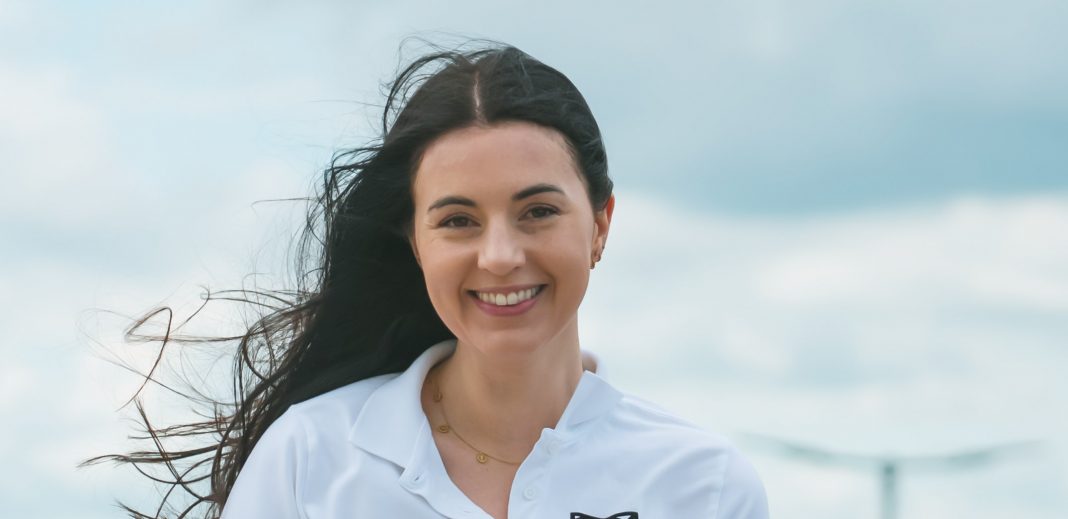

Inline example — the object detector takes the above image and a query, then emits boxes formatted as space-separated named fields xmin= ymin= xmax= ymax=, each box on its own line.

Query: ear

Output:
xmin=593 ymin=194 xmax=615 ymax=251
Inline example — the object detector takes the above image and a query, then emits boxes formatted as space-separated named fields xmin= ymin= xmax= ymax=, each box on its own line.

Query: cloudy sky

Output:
xmin=2 ymin=1 xmax=1066 ymax=517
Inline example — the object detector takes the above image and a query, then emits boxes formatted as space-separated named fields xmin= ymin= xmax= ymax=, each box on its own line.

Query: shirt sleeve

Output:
xmin=716 ymin=447 xmax=770 ymax=519
xmin=220 ymin=409 xmax=308 ymax=519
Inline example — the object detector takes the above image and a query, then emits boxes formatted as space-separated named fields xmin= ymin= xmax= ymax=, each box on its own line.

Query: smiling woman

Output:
xmin=411 ymin=122 xmax=611 ymax=362
xmin=90 ymin=41 xmax=767 ymax=519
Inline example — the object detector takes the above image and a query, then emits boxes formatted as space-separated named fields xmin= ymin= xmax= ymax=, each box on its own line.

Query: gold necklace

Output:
xmin=431 ymin=375 xmax=522 ymax=466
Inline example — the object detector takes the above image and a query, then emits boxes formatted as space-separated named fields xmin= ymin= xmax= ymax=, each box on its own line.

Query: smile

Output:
xmin=467 ymin=285 xmax=546 ymax=316
xmin=471 ymin=285 xmax=545 ymax=306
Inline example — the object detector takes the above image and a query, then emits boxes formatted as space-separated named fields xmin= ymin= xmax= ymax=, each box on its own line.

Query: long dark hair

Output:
xmin=87 ymin=40 xmax=613 ymax=517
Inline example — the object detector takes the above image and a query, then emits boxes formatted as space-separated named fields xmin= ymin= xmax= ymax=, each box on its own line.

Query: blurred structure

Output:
xmin=747 ymin=434 xmax=1039 ymax=519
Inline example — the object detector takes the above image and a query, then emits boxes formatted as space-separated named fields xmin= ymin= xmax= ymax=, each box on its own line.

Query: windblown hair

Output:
xmin=87 ymin=40 xmax=612 ymax=517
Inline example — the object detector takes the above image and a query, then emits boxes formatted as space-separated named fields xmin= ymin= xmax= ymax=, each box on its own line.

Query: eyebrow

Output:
xmin=426 ymin=183 xmax=565 ymax=213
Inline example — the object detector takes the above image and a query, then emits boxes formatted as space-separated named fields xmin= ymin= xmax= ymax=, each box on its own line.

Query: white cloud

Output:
xmin=0 ymin=65 xmax=118 ymax=223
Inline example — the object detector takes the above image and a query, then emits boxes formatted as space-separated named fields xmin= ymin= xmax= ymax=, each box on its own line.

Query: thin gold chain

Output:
xmin=431 ymin=375 xmax=522 ymax=466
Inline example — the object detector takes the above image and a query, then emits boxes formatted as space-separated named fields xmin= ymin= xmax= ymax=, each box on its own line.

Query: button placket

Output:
xmin=509 ymin=450 xmax=546 ymax=517
xmin=405 ymin=425 xmax=496 ymax=519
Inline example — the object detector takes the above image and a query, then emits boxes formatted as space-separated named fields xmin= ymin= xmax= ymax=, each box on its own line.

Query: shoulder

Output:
xmin=223 ymin=374 xmax=401 ymax=517
xmin=715 ymin=443 xmax=769 ymax=519
xmin=606 ymin=393 xmax=769 ymax=518
xmin=283 ymin=373 xmax=398 ymax=433
xmin=240 ymin=372 xmax=400 ymax=463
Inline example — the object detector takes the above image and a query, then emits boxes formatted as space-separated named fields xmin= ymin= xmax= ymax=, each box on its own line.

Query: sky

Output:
xmin=2 ymin=0 xmax=1067 ymax=517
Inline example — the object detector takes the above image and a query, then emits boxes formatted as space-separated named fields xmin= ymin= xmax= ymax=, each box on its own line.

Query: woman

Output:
xmin=99 ymin=42 xmax=768 ymax=518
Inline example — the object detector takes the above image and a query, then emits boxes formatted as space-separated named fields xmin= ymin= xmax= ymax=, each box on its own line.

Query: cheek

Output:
xmin=418 ymin=244 xmax=468 ymax=308
xmin=543 ymin=229 xmax=594 ymax=300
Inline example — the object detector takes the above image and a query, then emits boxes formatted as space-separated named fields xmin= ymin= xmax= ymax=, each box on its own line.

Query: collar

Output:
xmin=347 ymin=338 xmax=623 ymax=468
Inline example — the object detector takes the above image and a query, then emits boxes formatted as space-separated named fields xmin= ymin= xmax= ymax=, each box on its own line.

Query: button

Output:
xmin=523 ymin=486 xmax=538 ymax=500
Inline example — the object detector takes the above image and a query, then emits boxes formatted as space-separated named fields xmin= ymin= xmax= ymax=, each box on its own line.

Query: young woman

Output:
xmin=101 ymin=42 xmax=768 ymax=519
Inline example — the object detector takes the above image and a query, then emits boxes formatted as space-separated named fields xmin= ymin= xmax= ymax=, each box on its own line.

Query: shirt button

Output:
xmin=409 ymin=473 xmax=425 ymax=486
xmin=523 ymin=486 xmax=538 ymax=500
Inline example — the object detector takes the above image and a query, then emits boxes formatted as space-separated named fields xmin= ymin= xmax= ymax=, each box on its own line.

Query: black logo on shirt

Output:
xmin=570 ymin=513 xmax=638 ymax=519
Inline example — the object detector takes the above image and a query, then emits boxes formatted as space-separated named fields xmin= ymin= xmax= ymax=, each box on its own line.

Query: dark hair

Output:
xmin=86 ymin=40 xmax=612 ymax=517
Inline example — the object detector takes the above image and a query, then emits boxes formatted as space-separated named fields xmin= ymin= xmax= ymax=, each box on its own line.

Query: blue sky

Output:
xmin=2 ymin=1 xmax=1067 ymax=517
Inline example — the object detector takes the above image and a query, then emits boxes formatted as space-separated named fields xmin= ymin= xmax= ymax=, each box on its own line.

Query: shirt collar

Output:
xmin=348 ymin=339 xmax=622 ymax=468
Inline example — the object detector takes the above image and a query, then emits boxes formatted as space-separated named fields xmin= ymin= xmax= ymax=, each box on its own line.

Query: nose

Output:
xmin=477 ymin=221 xmax=525 ymax=276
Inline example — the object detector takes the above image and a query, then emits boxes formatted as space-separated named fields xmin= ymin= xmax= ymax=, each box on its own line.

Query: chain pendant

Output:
xmin=430 ymin=374 xmax=521 ymax=466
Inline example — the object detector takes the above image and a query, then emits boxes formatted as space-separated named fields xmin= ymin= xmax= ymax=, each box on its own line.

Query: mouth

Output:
xmin=467 ymin=284 xmax=546 ymax=308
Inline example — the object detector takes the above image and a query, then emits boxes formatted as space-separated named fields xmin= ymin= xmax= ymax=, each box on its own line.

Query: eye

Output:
xmin=440 ymin=215 xmax=474 ymax=228
xmin=524 ymin=205 xmax=560 ymax=220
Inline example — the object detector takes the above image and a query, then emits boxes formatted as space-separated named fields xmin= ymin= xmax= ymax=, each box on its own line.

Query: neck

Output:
xmin=431 ymin=325 xmax=585 ymax=458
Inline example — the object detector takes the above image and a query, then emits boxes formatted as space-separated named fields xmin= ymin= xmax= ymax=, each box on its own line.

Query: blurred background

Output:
xmin=2 ymin=1 xmax=1066 ymax=517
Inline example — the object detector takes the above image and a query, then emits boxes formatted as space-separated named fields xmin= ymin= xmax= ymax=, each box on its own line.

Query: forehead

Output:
xmin=413 ymin=121 xmax=584 ymax=201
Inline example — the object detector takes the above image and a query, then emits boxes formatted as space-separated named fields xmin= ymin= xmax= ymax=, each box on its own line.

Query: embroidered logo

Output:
xmin=570 ymin=513 xmax=638 ymax=519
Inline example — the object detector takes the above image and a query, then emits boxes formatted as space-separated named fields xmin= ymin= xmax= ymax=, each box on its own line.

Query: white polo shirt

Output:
xmin=222 ymin=339 xmax=769 ymax=518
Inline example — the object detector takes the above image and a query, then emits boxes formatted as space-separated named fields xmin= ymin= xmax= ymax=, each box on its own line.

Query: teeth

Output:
xmin=476 ymin=286 xmax=541 ymax=306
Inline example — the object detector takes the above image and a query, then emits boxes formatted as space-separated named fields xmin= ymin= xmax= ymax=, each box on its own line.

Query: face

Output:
xmin=409 ymin=121 xmax=613 ymax=360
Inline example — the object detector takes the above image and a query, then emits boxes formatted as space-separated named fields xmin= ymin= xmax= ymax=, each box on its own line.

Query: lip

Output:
xmin=468 ymin=284 xmax=546 ymax=317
